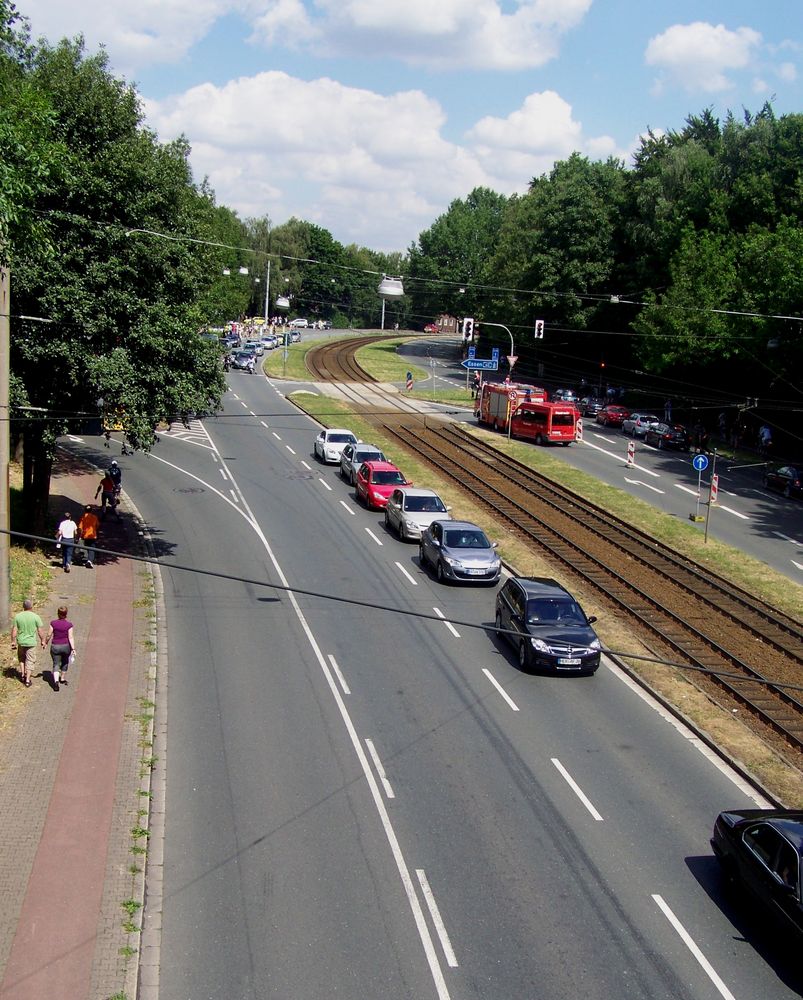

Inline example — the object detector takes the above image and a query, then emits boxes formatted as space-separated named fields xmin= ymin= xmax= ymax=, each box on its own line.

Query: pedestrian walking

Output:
xmin=664 ymin=398 xmax=673 ymax=422
xmin=10 ymin=598 xmax=46 ymax=687
xmin=45 ymin=606 xmax=76 ymax=691
xmin=56 ymin=511 xmax=78 ymax=572
xmin=77 ymin=503 xmax=100 ymax=568
xmin=472 ymin=372 xmax=481 ymax=398
xmin=95 ymin=471 xmax=119 ymax=519
xmin=758 ymin=423 xmax=772 ymax=457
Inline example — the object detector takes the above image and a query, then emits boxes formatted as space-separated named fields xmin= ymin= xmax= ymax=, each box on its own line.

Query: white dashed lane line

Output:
xmin=327 ymin=654 xmax=350 ymax=695
xmin=260 ymin=420 xmax=269 ymax=428
xmin=433 ymin=607 xmax=460 ymax=638
xmin=481 ymin=669 xmax=519 ymax=711
xmin=286 ymin=445 xmax=296 ymax=455
xmin=652 ymin=895 xmax=736 ymax=1000
xmin=301 ymin=461 xmax=312 ymax=471
xmin=551 ymin=758 xmax=604 ymax=822
xmin=365 ymin=527 xmax=383 ymax=546
xmin=416 ymin=870 xmax=458 ymax=969
xmin=339 ymin=500 xmax=356 ymax=516
xmin=717 ymin=504 xmax=749 ymax=520
xmin=229 ymin=490 xmax=238 ymax=503
xmin=272 ymin=432 xmax=281 ymax=441
xmin=319 ymin=478 xmax=333 ymax=492
xmin=624 ymin=477 xmax=664 ymax=494
xmin=395 ymin=562 xmax=418 ymax=586
xmin=240 ymin=401 xmax=248 ymax=409
xmin=219 ymin=469 xmax=228 ymax=481
xmin=674 ymin=483 xmax=699 ymax=497
xmin=365 ymin=739 xmax=395 ymax=799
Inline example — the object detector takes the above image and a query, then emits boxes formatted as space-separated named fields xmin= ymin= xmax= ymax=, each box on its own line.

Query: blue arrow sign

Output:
xmin=491 ymin=347 xmax=500 ymax=361
xmin=461 ymin=359 xmax=500 ymax=370
xmin=468 ymin=346 xmax=476 ymax=359
xmin=692 ymin=454 xmax=709 ymax=472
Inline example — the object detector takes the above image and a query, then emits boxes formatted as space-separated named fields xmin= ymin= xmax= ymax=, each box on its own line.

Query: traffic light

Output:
xmin=462 ymin=317 xmax=475 ymax=342
xmin=534 ymin=319 xmax=544 ymax=339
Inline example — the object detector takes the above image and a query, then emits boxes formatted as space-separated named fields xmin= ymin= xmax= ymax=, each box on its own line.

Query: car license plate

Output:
xmin=466 ymin=568 xmax=485 ymax=576
xmin=558 ymin=657 xmax=581 ymax=665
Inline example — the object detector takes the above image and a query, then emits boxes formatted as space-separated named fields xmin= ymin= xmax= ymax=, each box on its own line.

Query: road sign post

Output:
xmin=690 ymin=452 xmax=709 ymax=522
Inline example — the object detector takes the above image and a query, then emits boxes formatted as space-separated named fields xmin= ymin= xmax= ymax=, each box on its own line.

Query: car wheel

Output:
xmin=535 ymin=434 xmax=545 ymax=446
xmin=436 ymin=561 xmax=446 ymax=583
xmin=518 ymin=641 xmax=530 ymax=672
xmin=419 ymin=545 xmax=427 ymax=568
xmin=494 ymin=610 xmax=503 ymax=638
xmin=384 ymin=510 xmax=390 ymax=529
xmin=658 ymin=438 xmax=664 ymax=450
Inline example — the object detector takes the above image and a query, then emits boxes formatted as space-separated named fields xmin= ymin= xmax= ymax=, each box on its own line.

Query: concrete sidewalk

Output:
xmin=0 ymin=450 xmax=158 ymax=999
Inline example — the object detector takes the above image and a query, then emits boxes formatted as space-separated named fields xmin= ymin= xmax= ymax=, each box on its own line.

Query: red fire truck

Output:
xmin=510 ymin=400 xmax=579 ymax=445
xmin=475 ymin=381 xmax=547 ymax=432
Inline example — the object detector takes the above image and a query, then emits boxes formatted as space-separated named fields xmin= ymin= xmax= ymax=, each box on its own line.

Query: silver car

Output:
xmin=621 ymin=412 xmax=660 ymax=437
xmin=419 ymin=520 xmax=501 ymax=584
xmin=384 ymin=488 xmax=451 ymax=541
xmin=339 ymin=443 xmax=386 ymax=484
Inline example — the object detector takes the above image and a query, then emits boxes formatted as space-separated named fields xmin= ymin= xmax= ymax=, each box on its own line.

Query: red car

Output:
xmin=355 ymin=461 xmax=412 ymax=509
xmin=596 ymin=404 xmax=630 ymax=428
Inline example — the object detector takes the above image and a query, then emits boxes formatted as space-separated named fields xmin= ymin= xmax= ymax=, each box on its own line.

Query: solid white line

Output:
xmin=481 ymin=669 xmax=519 ymax=711
xmin=301 ymin=460 xmax=312 ymax=471
xmin=219 ymin=468 xmax=228 ymax=480
xmin=146 ymin=453 xmax=253 ymax=525
xmin=319 ymin=478 xmax=332 ymax=492
xmin=652 ymin=895 xmax=736 ymax=1000
xmin=792 ymin=560 xmax=803 ymax=572
xmin=339 ymin=500 xmax=356 ymax=516
xmin=365 ymin=739 xmax=395 ymax=798
xmin=433 ymin=607 xmax=460 ymax=638
xmin=395 ymin=562 xmax=418 ymax=585
xmin=551 ymin=758 xmax=604 ymax=821
xmin=176 ymin=422 xmax=452 ymax=998
xmin=416 ymin=870 xmax=458 ymax=968
xmin=674 ymin=483 xmax=699 ymax=497
xmin=365 ymin=527 xmax=384 ymax=546
xmin=286 ymin=445 xmax=296 ymax=455
xmin=272 ymin=431 xmax=281 ymax=440
xmin=580 ymin=438 xmax=661 ymax=477
xmin=718 ymin=505 xmax=749 ymax=520
xmin=327 ymin=654 xmax=350 ymax=695
xmin=260 ymin=420 xmax=268 ymax=428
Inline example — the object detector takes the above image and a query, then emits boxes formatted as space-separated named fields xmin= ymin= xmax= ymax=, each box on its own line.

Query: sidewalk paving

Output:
xmin=0 ymin=450 xmax=157 ymax=1000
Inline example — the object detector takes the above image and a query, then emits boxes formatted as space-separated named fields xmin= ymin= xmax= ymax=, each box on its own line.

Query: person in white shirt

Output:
xmin=56 ymin=512 xmax=78 ymax=573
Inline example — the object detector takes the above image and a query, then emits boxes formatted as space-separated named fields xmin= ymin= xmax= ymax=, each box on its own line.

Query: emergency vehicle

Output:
xmin=510 ymin=400 xmax=579 ymax=445
xmin=475 ymin=381 xmax=547 ymax=433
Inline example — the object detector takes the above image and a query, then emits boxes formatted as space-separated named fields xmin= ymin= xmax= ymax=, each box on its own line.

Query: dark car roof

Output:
xmin=508 ymin=576 xmax=573 ymax=600
xmin=725 ymin=809 xmax=803 ymax=850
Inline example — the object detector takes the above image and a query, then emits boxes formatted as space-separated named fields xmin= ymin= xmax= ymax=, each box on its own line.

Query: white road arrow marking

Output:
xmin=624 ymin=477 xmax=665 ymax=494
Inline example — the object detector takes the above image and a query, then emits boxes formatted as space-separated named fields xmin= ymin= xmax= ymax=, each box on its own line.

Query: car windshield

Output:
xmin=405 ymin=496 xmax=446 ymax=513
xmin=445 ymin=529 xmax=489 ymax=549
xmin=372 ymin=470 xmax=407 ymax=485
xmin=526 ymin=599 xmax=586 ymax=626
xmin=329 ymin=433 xmax=356 ymax=444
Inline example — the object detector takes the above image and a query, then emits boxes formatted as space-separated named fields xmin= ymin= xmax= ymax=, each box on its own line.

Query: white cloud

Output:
xmin=645 ymin=21 xmax=762 ymax=93
xmin=777 ymin=61 xmax=797 ymax=82
xmin=23 ymin=0 xmax=591 ymax=73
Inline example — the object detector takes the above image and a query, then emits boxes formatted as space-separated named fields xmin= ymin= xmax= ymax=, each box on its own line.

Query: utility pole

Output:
xmin=0 ymin=266 xmax=10 ymax=624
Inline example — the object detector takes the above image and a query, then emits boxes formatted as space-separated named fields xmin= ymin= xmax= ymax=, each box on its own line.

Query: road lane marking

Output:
xmin=395 ymin=562 xmax=418 ymax=585
xmin=365 ymin=739 xmax=395 ymax=798
xmin=211 ymin=452 xmax=218 ymax=463
xmin=774 ymin=530 xmax=802 ymax=545
xmin=339 ymin=500 xmax=356 ymax=516
xmin=249 ymin=409 xmax=256 ymax=416
xmin=272 ymin=431 xmax=281 ymax=440
xmin=285 ymin=445 xmax=296 ymax=455
xmin=433 ymin=607 xmax=460 ymax=638
xmin=229 ymin=490 xmax=238 ymax=503
xmin=793 ymin=560 xmax=803 ymax=572
xmin=481 ymin=669 xmax=519 ymax=711
xmin=327 ymin=654 xmax=350 ymax=695
xmin=580 ymin=438 xmax=661 ymax=477
xmin=674 ymin=483 xmax=699 ymax=497
xmin=718 ymin=504 xmax=748 ymax=520
xmin=319 ymin=478 xmax=332 ymax=491
xmin=219 ymin=469 xmax=228 ymax=480
xmin=147 ymin=453 xmax=254 ymax=524
xmin=67 ymin=435 xmax=84 ymax=442
xmin=260 ymin=420 xmax=268 ymax=428
xmin=416 ymin=870 xmax=458 ymax=968
xmin=652 ymin=895 xmax=736 ymax=1000
xmin=240 ymin=401 xmax=248 ymax=408
xmin=365 ymin=527 xmax=383 ymax=546
xmin=232 ymin=393 xmax=239 ymax=400
xmin=301 ymin=460 xmax=312 ymax=471
xmin=624 ymin=477 xmax=665 ymax=494
xmin=551 ymin=758 xmax=604 ymax=821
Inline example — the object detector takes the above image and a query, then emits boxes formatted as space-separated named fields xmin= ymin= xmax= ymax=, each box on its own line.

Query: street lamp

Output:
xmin=378 ymin=275 xmax=404 ymax=331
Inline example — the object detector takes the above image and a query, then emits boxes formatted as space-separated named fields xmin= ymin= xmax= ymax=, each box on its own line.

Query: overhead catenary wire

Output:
xmin=4 ymin=526 xmax=803 ymax=697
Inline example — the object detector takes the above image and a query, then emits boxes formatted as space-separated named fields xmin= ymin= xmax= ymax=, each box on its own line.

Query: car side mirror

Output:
xmin=587 ymin=615 xmax=597 ymax=625
xmin=492 ymin=541 xmax=499 ymax=549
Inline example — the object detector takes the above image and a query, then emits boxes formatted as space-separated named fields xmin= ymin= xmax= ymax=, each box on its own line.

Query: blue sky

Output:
xmin=20 ymin=1 xmax=803 ymax=252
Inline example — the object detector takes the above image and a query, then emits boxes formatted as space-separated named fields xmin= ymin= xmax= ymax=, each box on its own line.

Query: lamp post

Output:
xmin=378 ymin=275 xmax=404 ymax=331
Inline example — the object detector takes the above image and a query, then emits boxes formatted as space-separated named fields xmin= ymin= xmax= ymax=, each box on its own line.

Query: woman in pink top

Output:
xmin=46 ymin=606 xmax=75 ymax=692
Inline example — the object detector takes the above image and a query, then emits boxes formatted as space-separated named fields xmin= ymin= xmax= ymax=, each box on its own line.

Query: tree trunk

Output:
xmin=21 ymin=427 xmax=55 ymax=537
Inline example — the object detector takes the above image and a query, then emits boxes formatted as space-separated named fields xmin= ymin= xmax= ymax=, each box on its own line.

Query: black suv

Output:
xmin=495 ymin=577 xmax=601 ymax=674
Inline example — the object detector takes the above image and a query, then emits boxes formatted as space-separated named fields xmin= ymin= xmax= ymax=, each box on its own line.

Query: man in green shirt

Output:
xmin=10 ymin=598 xmax=46 ymax=688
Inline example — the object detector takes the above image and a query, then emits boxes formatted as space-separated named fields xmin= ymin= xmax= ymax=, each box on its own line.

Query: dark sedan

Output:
xmin=711 ymin=809 xmax=803 ymax=938
xmin=644 ymin=422 xmax=691 ymax=450
xmin=764 ymin=465 xmax=803 ymax=499
xmin=495 ymin=576 xmax=601 ymax=674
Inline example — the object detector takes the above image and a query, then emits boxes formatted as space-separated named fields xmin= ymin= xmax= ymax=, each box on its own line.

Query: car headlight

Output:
xmin=442 ymin=555 xmax=461 ymax=568
xmin=588 ymin=639 xmax=601 ymax=651
xmin=530 ymin=638 xmax=551 ymax=653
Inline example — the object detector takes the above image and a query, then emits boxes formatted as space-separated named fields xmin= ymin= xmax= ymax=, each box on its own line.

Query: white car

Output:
xmin=289 ymin=318 xmax=308 ymax=328
xmin=244 ymin=339 xmax=264 ymax=356
xmin=314 ymin=428 xmax=358 ymax=463
xmin=384 ymin=488 xmax=452 ymax=541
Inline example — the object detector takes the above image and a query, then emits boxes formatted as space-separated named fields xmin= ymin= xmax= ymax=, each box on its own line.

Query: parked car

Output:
xmin=289 ymin=318 xmax=308 ymax=328
xmin=644 ymin=422 xmax=691 ymax=451
xmin=419 ymin=520 xmax=501 ymax=585
xmin=552 ymin=388 xmax=578 ymax=403
xmin=621 ymin=412 xmax=660 ymax=437
xmin=290 ymin=329 xmax=302 ymax=343
xmin=495 ymin=577 xmax=601 ymax=674
xmin=355 ymin=461 xmax=411 ymax=509
xmin=339 ymin=443 xmax=387 ymax=485
xmin=763 ymin=465 xmax=803 ymax=499
xmin=711 ymin=808 xmax=803 ymax=938
xmin=384 ymin=488 xmax=451 ymax=541
xmin=596 ymin=404 xmax=630 ymax=428
xmin=244 ymin=338 xmax=264 ymax=356
xmin=579 ymin=397 xmax=604 ymax=417
xmin=261 ymin=333 xmax=277 ymax=350
xmin=313 ymin=428 xmax=358 ymax=463
xmin=231 ymin=351 xmax=256 ymax=373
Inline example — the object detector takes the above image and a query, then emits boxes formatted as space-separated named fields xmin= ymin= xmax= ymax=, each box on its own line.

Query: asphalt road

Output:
xmin=406 ymin=341 xmax=803 ymax=582
xmin=69 ymin=369 xmax=801 ymax=999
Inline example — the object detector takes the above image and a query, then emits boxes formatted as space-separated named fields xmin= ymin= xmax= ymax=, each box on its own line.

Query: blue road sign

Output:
xmin=692 ymin=454 xmax=709 ymax=472
xmin=491 ymin=347 xmax=500 ymax=361
xmin=461 ymin=359 xmax=500 ymax=371
xmin=468 ymin=346 xmax=476 ymax=359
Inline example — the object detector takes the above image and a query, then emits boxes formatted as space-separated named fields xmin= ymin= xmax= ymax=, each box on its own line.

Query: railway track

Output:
xmin=305 ymin=338 xmax=803 ymax=758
